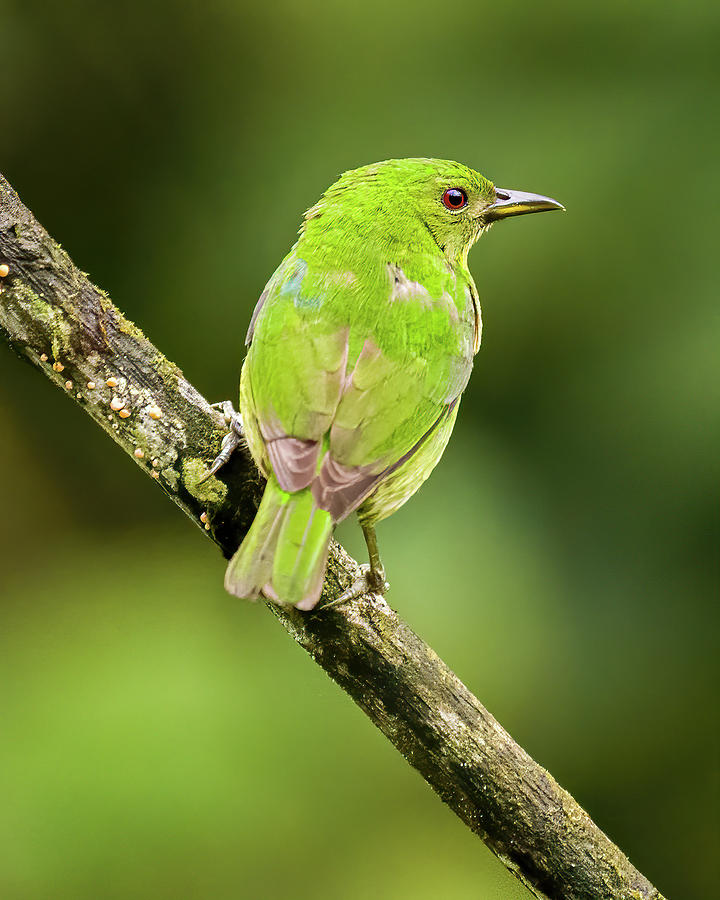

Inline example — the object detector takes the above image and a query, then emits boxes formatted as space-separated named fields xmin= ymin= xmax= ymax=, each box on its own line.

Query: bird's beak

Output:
xmin=484 ymin=188 xmax=565 ymax=222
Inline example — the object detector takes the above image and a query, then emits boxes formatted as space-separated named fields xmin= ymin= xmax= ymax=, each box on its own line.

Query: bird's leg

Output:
xmin=362 ymin=522 xmax=387 ymax=592
xmin=199 ymin=401 xmax=244 ymax=483
xmin=324 ymin=521 xmax=389 ymax=608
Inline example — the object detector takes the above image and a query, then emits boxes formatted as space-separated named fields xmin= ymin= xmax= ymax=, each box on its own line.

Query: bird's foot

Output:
xmin=324 ymin=563 xmax=389 ymax=609
xmin=199 ymin=401 xmax=244 ymax=483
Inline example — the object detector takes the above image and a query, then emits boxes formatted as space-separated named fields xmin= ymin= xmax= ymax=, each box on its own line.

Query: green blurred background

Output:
xmin=1 ymin=1 xmax=717 ymax=897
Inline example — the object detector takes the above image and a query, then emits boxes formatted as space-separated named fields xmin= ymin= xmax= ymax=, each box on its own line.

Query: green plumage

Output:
xmin=224 ymin=158 xmax=562 ymax=609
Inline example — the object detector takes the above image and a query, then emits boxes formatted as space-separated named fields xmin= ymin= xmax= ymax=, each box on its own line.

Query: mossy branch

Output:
xmin=0 ymin=172 xmax=666 ymax=900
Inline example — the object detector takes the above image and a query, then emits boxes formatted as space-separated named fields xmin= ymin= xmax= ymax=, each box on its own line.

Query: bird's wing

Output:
xmin=245 ymin=251 xmax=473 ymax=518
xmin=244 ymin=251 xmax=350 ymax=492
xmin=317 ymin=319 xmax=471 ymax=519
xmin=329 ymin=329 xmax=471 ymax=468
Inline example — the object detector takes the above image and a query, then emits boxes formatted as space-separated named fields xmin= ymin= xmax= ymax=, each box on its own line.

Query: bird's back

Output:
xmin=244 ymin=215 xmax=478 ymax=492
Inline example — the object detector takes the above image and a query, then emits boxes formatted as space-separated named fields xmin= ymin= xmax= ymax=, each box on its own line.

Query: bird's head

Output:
xmin=304 ymin=158 xmax=563 ymax=265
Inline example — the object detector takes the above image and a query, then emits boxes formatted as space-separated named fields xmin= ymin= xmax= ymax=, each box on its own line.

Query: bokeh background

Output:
xmin=1 ymin=1 xmax=718 ymax=898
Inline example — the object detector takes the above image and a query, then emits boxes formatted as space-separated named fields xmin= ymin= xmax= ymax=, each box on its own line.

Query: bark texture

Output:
xmin=0 ymin=172 xmax=666 ymax=900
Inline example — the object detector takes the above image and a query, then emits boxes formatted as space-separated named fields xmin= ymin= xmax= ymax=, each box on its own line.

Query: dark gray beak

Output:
xmin=485 ymin=188 xmax=565 ymax=222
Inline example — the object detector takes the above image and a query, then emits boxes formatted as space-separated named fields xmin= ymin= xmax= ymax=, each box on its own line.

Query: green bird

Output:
xmin=221 ymin=158 xmax=562 ymax=610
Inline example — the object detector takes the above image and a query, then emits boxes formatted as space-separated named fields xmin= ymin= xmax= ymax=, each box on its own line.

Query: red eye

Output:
xmin=442 ymin=188 xmax=468 ymax=210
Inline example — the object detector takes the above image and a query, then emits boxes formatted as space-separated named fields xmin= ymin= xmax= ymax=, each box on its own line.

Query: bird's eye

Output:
xmin=442 ymin=188 xmax=468 ymax=211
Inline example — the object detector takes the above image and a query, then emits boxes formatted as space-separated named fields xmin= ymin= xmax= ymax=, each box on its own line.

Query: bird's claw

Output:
xmin=323 ymin=564 xmax=389 ymax=609
xmin=199 ymin=401 xmax=244 ymax=483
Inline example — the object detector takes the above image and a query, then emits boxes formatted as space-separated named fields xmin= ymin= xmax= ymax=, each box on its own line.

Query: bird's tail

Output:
xmin=224 ymin=475 xmax=333 ymax=611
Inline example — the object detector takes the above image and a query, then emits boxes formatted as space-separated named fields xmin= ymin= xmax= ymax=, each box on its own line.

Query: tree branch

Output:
xmin=0 ymin=172 xmax=666 ymax=900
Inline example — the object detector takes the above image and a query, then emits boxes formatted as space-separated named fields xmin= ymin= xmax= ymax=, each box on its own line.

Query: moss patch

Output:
xmin=14 ymin=281 xmax=73 ymax=358
xmin=151 ymin=351 xmax=184 ymax=385
xmin=182 ymin=457 xmax=228 ymax=504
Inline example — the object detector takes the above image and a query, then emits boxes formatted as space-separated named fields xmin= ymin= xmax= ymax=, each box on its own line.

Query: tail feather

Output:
xmin=224 ymin=479 xmax=290 ymax=600
xmin=225 ymin=476 xmax=333 ymax=610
